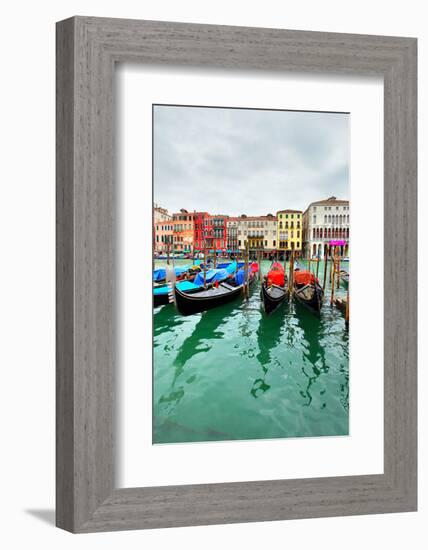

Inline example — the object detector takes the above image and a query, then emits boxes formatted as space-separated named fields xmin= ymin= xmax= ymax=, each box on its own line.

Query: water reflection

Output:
xmin=251 ymin=303 xmax=287 ymax=398
xmin=153 ymin=260 xmax=350 ymax=443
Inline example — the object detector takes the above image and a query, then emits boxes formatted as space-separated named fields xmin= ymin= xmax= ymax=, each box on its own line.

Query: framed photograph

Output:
xmin=56 ymin=17 xmax=417 ymax=532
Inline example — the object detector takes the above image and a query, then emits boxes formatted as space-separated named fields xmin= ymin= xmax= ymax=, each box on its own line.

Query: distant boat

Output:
xmin=261 ymin=261 xmax=288 ymax=314
xmin=293 ymin=270 xmax=324 ymax=314
xmin=173 ymin=263 xmax=257 ymax=316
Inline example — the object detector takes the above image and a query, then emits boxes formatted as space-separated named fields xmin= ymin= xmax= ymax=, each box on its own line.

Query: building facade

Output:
xmin=153 ymin=204 xmax=172 ymax=223
xmin=154 ymin=220 xmax=174 ymax=253
xmin=172 ymin=209 xmax=194 ymax=253
xmin=302 ymin=196 xmax=350 ymax=258
xmin=276 ymin=210 xmax=302 ymax=253
xmin=192 ymin=213 xmax=228 ymax=251
xmin=230 ymin=214 xmax=277 ymax=257
xmin=226 ymin=219 xmax=239 ymax=253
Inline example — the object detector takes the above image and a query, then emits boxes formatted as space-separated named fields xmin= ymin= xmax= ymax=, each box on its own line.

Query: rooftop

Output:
xmin=276 ymin=209 xmax=302 ymax=214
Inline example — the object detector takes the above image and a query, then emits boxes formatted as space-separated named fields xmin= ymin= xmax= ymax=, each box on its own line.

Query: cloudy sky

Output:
xmin=153 ymin=105 xmax=349 ymax=216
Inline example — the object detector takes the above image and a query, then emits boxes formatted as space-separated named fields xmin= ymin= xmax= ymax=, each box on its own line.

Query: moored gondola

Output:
xmin=173 ymin=263 xmax=257 ymax=316
xmin=293 ymin=270 xmax=324 ymax=314
xmin=340 ymin=269 xmax=349 ymax=288
xmin=260 ymin=261 xmax=288 ymax=314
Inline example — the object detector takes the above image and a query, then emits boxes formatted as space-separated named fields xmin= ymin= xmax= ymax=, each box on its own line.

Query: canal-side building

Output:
xmin=302 ymin=196 xmax=350 ymax=258
xmin=192 ymin=212 xmax=228 ymax=252
xmin=276 ymin=210 xmax=303 ymax=254
xmin=226 ymin=218 xmax=239 ymax=254
xmin=153 ymin=204 xmax=172 ymax=223
xmin=205 ymin=214 xmax=228 ymax=251
xmin=154 ymin=220 xmax=174 ymax=253
xmin=231 ymin=214 xmax=277 ymax=257
xmin=172 ymin=209 xmax=195 ymax=253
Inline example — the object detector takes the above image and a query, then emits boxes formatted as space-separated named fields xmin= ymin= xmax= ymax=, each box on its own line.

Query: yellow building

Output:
xmin=276 ymin=210 xmax=302 ymax=252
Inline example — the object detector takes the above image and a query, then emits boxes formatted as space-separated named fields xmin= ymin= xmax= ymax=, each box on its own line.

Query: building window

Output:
xmin=313 ymin=215 xmax=316 ymax=224
xmin=273 ymin=240 xmax=276 ymax=247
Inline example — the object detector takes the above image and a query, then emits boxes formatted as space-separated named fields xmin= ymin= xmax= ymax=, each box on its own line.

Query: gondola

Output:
xmin=153 ymin=262 xmax=239 ymax=308
xmin=293 ymin=270 xmax=324 ymax=314
xmin=173 ymin=264 xmax=257 ymax=316
xmin=260 ymin=261 xmax=288 ymax=314
xmin=340 ymin=269 xmax=349 ymax=288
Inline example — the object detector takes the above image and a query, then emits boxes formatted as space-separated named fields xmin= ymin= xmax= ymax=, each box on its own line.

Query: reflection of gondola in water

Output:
xmin=293 ymin=270 xmax=324 ymax=314
xmin=260 ymin=261 xmax=288 ymax=314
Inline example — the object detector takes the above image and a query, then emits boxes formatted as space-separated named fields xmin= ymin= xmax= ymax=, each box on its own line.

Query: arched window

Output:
xmin=347 ymin=227 xmax=349 ymax=238
xmin=324 ymin=215 xmax=327 ymax=223
xmin=328 ymin=215 xmax=331 ymax=223
xmin=279 ymin=222 xmax=283 ymax=229
xmin=347 ymin=214 xmax=350 ymax=223
xmin=313 ymin=228 xmax=316 ymax=239
xmin=285 ymin=222 xmax=289 ymax=229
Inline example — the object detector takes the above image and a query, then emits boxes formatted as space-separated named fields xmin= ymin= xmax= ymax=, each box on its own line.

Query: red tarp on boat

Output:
xmin=294 ymin=270 xmax=318 ymax=286
xmin=267 ymin=262 xmax=285 ymax=287
xmin=250 ymin=262 xmax=259 ymax=273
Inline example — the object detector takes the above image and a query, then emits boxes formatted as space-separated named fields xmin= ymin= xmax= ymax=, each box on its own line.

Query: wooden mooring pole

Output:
xmin=337 ymin=252 xmax=341 ymax=289
xmin=330 ymin=247 xmax=337 ymax=306
xmin=203 ymin=239 xmax=207 ymax=289
xmin=322 ymin=245 xmax=329 ymax=292
xmin=288 ymin=250 xmax=295 ymax=294
xmin=244 ymin=240 xmax=249 ymax=298
xmin=345 ymin=287 xmax=350 ymax=326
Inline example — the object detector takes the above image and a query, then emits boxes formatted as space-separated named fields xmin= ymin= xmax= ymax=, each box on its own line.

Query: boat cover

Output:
xmin=154 ymin=280 xmax=200 ymax=296
xmin=153 ymin=264 xmax=192 ymax=282
xmin=294 ymin=270 xmax=319 ymax=286
xmin=267 ymin=262 xmax=285 ymax=287
xmin=194 ymin=268 xmax=230 ymax=286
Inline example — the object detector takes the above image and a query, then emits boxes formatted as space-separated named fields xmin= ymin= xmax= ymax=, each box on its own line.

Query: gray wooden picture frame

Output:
xmin=56 ymin=16 xmax=417 ymax=533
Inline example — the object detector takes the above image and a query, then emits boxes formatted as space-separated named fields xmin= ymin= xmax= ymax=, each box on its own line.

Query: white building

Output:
xmin=302 ymin=197 xmax=350 ymax=258
xmin=229 ymin=215 xmax=278 ymax=257
xmin=153 ymin=204 xmax=172 ymax=223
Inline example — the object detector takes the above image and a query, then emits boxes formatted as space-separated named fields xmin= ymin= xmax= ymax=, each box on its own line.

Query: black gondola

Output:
xmin=293 ymin=271 xmax=324 ymax=314
xmin=174 ymin=271 xmax=256 ymax=316
xmin=260 ymin=261 xmax=288 ymax=314
xmin=261 ymin=283 xmax=288 ymax=314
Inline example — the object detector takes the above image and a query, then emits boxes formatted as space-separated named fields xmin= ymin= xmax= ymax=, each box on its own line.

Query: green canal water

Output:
xmin=153 ymin=259 xmax=349 ymax=444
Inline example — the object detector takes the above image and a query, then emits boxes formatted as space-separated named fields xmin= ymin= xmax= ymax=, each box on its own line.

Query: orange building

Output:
xmin=172 ymin=209 xmax=195 ymax=253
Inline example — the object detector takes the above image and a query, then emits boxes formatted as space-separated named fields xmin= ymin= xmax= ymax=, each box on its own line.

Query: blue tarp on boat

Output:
xmin=154 ymin=280 xmax=200 ymax=296
xmin=234 ymin=269 xmax=245 ymax=286
xmin=194 ymin=268 xmax=230 ymax=286
xmin=153 ymin=264 xmax=192 ymax=282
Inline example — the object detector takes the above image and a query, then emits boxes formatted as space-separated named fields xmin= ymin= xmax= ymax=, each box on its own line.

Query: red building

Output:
xmin=193 ymin=212 xmax=228 ymax=251
xmin=193 ymin=212 xmax=209 ymax=251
